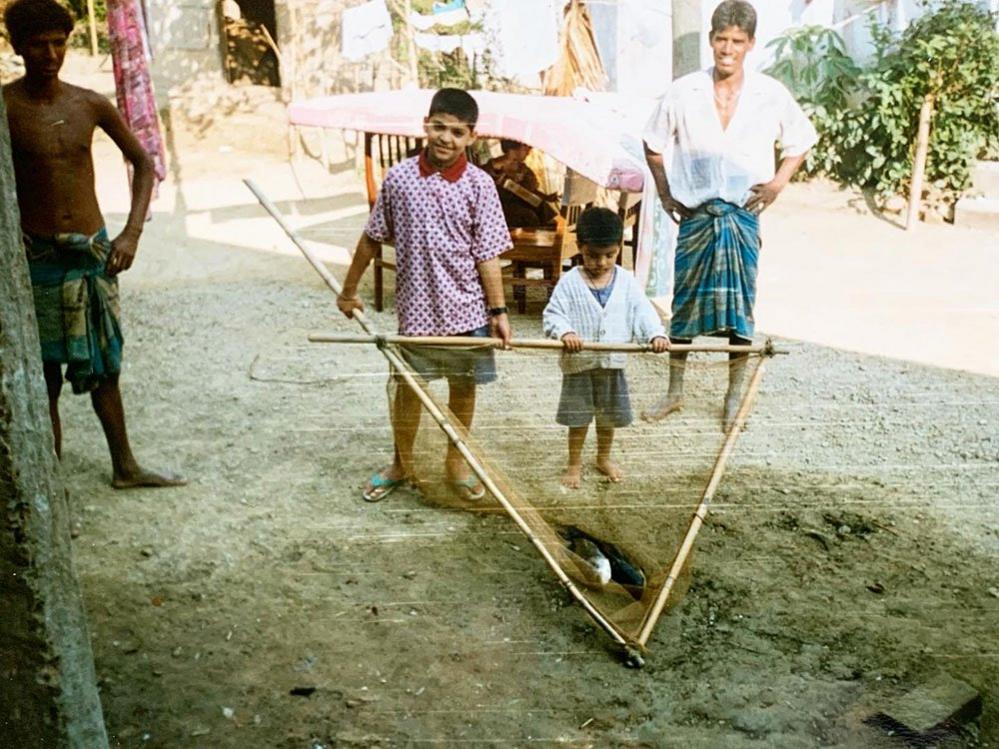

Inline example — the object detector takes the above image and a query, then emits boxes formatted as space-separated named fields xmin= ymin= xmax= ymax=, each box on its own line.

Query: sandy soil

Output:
xmin=38 ymin=54 xmax=999 ymax=748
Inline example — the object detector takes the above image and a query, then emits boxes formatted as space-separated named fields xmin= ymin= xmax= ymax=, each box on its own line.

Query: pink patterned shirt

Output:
xmin=365 ymin=154 xmax=512 ymax=336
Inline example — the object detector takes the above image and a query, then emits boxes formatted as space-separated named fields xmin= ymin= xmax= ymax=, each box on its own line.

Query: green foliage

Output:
xmin=765 ymin=25 xmax=860 ymax=176
xmin=767 ymin=0 xmax=999 ymax=205
xmin=65 ymin=0 xmax=106 ymax=23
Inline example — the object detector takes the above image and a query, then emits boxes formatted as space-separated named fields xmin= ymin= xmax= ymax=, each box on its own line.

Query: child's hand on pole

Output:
xmin=650 ymin=336 xmax=670 ymax=353
xmin=561 ymin=332 xmax=583 ymax=353
xmin=491 ymin=313 xmax=512 ymax=349
xmin=337 ymin=294 xmax=364 ymax=319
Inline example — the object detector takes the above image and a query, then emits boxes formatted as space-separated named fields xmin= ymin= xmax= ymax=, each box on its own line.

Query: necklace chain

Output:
xmin=713 ymin=85 xmax=743 ymax=106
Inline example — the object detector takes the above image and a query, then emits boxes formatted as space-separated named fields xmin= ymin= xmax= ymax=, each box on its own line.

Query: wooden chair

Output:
xmin=364 ymin=133 xmax=423 ymax=311
xmin=501 ymin=169 xmax=597 ymax=313
xmin=618 ymin=192 xmax=642 ymax=269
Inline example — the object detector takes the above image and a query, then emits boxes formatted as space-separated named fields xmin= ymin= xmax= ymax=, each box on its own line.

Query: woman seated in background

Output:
xmin=484 ymin=139 xmax=560 ymax=228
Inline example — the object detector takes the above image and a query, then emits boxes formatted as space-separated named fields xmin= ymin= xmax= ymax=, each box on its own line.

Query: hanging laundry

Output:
xmin=106 ymin=0 xmax=167 ymax=194
xmin=464 ymin=0 xmax=487 ymax=20
xmin=433 ymin=0 xmax=465 ymax=13
xmin=413 ymin=31 xmax=485 ymax=57
xmin=341 ymin=0 xmax=392 ymax=61
xmin=409 ymin=5 xmax=470 ymax=31
xmin=485 ymin=0 xmax=560 ymax=85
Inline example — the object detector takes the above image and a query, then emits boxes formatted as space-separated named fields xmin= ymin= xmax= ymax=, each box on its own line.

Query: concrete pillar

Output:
xmin=672 ymin=0 xmax=704 ymax=78
xmin=0 ymin=87 xmax=109 ymax=749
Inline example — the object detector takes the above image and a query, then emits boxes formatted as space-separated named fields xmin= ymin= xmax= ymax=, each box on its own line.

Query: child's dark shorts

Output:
xmin=556 ymin=367 xmax=632 ymax=428
xmin=398 ymin=324 xmax=497 ymax=385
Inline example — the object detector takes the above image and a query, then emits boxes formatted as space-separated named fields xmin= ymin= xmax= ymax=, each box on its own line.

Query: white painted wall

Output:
xmin=144 ymin=0 xmax=225 ymax=92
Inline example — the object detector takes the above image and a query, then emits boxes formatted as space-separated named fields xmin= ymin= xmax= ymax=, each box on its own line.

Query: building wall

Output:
xmin=144 ymin=0 xmax=226 ymax=94
xmin=143 ymin=0 xmax=388 ymax=99
xmin=276 ymin=0 xmax=392 ymax=101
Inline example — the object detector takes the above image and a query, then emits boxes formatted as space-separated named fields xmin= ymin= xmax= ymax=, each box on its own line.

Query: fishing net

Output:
xmin=381 ymin=339 xmax=768 ymax=650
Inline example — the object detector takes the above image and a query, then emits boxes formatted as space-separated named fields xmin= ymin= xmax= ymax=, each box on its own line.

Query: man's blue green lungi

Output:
xmin=25 ymin=228 xmax=123 ymax=394
xmin=670 ymin=200 xmax=760 ymax=340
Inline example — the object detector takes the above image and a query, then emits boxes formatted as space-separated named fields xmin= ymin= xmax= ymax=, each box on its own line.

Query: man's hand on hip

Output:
xmin=745 ymin=180 xmax=784 ymax=214
xmin=659 ymin=191 xmax=693 ymax=224
xmin=106 ymin=231 xmax=139 ymax=277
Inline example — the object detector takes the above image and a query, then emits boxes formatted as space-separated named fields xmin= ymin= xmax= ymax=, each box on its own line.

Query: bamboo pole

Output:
xmin=86 ymin=0 xmax=99 ymax=56
xmin=905 ymin=93 xmax=935 ymax=231
xmin=635 ymin=358 xmax=768 ymax=647
xmin=244 ymin=179 xmax=630 ymax=648
xmin=309 ymin=332 xmax=776 ymax=355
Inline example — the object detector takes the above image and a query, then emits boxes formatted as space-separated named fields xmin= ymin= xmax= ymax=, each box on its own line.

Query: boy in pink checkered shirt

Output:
xmin=337 ymin=88 xmax=513 ymax=502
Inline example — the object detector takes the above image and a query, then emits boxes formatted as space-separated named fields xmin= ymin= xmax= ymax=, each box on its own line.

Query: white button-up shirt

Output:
xmin=543 ymin=267 xmax=666 ymax=375
xmin=643 ymin=69 xmax=818 ymax=209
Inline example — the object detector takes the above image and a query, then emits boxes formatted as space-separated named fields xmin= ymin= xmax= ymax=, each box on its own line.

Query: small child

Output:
xmin=543 ymin=208 xmax=669 ymax=488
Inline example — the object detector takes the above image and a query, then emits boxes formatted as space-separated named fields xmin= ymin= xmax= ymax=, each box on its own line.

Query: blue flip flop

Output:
xmin=450 ymin=476 xmax=486 ymax=501
xmin=362 ymin=472 xmax=405 ymax=503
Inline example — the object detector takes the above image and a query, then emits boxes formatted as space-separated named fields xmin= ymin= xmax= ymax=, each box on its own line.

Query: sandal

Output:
xmin=362 ymin=471 xmax=405 ymax=503
xmin=449 ymin=476 xmax=486 ymax=501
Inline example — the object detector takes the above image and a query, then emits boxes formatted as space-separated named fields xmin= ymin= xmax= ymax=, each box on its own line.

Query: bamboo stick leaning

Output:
xmin=635 ymin=358 xmax=768 ymax=646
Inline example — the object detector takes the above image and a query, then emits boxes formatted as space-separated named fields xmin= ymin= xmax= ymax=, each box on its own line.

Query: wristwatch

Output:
xmin=488 ymin=306 xmax=509 ymax=317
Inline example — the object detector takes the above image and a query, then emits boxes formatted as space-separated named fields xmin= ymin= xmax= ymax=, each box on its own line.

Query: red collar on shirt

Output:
xmin=418 ymin=150 xmax=468 ymax=182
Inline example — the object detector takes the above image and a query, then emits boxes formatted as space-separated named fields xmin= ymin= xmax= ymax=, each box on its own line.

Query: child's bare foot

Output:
xmin=561 ymin=465 xmax=582 ymax=489
xmin=594 ymin=458 xmax=623 ymax=483
xmin=112 ymin=466 xmax=187 ymax=490
xmin=641 ymin=395 xmax=683 ymax=422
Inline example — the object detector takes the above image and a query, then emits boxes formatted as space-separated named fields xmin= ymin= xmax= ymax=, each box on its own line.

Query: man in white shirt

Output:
xmin=641 ymin=0 xmax=817 ymax=430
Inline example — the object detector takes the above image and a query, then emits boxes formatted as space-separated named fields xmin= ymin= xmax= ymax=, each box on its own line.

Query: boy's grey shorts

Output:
xmin=556 ymin=367 xmax=632 ymax=428
xmin=398 ymin=324 xmax=497 ymax=385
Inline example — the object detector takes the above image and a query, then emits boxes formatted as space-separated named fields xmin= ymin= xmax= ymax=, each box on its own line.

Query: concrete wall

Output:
xmin=0 ymin=85 xmax=108 ymax=749
xmin=276 ymin=0 xmax=392 ymax=101
xmin=142 ymin=0 xmax=389 ymax=99
xmin=145 ymin=0 xmax=226 ymax=94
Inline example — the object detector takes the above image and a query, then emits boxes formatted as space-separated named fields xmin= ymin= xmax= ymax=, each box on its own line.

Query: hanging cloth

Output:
xmin=341 ymin=0 xmax=393 ymax=61
xmin=107 ymin=0 xmax=167 ymax=193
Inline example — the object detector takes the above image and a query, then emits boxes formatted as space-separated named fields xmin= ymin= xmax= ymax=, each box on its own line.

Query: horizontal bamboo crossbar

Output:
xmin=309 ymin=333 xmax=777 ymax=355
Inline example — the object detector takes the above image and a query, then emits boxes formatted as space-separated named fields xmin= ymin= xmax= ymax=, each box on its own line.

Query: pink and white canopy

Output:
xmin=287 ymin=88 xmax=647 ymax=193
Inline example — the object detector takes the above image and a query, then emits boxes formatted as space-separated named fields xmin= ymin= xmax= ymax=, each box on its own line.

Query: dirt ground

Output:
xmin=35 ymin=55 xmax=999 ymax=748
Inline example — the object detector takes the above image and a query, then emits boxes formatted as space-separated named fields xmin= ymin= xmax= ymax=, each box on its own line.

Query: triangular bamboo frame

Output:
xmin=246 ymin=179 xmax=772 ymax=665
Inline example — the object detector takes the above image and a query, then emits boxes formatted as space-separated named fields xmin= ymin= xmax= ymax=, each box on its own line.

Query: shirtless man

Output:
xmin=3 ymin=0 xmax=184 ymax=488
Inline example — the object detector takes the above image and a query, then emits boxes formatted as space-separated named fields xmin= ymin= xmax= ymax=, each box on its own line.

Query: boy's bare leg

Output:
xmin=365 ymin=377 xmax=421 ymax=497
xmin=444 ymin=376 xmax=481 ymax=496
xmin=90 ymin=374 xmax=186 ymax=489
xmin=642 ymin=351 xmax=687 ymax=422
xmin=594 ymin=426 xmax=623 ymax=482
xmin=723 ymin=353 xmax=748 ymax=432
xmin=392 ymin=377 xmax=421 ymax=474
xmin=562 ymin=425 xmax=588 ymax=489
xmin=43 ymin=363 xmax=64 ymax=458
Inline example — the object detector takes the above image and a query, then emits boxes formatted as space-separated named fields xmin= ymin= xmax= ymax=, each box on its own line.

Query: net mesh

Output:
xmin=384 ymin=342 xmax=766 ymax=648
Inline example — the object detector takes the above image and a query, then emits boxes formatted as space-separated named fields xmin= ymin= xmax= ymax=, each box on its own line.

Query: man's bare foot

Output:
xmin=561 ymin=465 xmax=582 ymax=489
xmin=112 ymin=467 xmax=187 ymax=490
xmin=595 ymin=458 xmax=623 ymax=483
xmin=641 ymin=395 xmax=684 ymax=423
